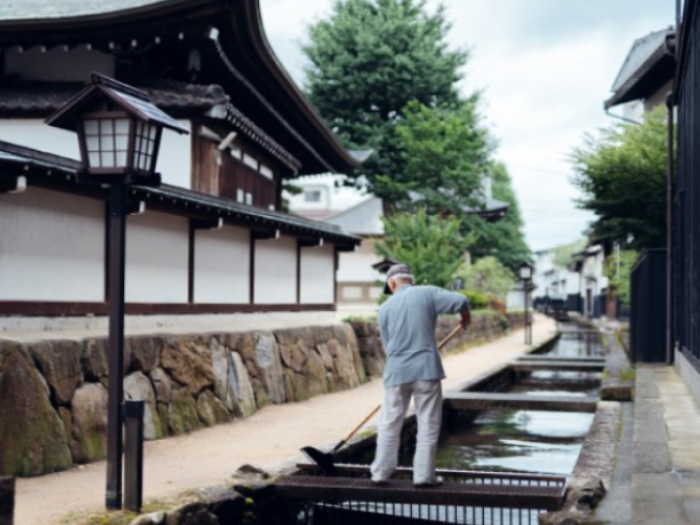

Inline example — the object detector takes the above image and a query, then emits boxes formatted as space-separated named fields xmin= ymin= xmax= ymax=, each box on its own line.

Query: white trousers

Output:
xmin=370 ymin=379 xmax=443 ymax=484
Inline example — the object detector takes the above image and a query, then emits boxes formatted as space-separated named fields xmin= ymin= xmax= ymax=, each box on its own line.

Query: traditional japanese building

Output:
xmin=0 ymin=0 xmax=364 ymax=324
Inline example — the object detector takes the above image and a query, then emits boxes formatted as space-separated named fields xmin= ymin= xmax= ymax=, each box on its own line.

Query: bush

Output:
xmin=460 ymin=290 xmax=490 ymax=310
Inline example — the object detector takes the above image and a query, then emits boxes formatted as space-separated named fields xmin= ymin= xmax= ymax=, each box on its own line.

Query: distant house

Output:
xmin=0 ymin=0 xmax=365 ymax=327
xmin=569 ymin=245 xmax=610 ymax=318
xmin=532 ymin=249 xmax=581 ymax=307
xmin=605 ymin=26 xmax=676 ymax=118
xmin=289 ymin=174 xmax=509 ymax=313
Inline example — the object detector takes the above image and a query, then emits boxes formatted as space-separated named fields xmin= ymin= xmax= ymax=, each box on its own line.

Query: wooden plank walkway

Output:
xmin=512 ymin=360 xmax=605 ymax=372
xmin=278 ymin=465 xmax=566 ymax=510
xmin=518 ymin=355 xmax=605 ymax=363
xmin=444 ymin=392 xmax=599 ymax=413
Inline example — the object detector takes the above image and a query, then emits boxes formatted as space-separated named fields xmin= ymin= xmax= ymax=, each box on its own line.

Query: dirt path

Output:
xmin=14 ymin=316 xmax=557 ymax=525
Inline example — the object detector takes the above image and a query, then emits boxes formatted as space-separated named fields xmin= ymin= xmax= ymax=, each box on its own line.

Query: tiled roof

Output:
xmin=0 ymin=0 xmax=166 ymax=20
xmin=0 ymin=80 xmax=228 ymax=112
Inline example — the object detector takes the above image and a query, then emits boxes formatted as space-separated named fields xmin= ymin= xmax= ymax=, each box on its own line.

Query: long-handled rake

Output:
xmin=301 ymin=323 xmax=463 ymax=475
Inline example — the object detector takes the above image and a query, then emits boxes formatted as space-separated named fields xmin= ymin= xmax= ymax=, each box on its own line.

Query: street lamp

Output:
xmin=518 ymin=262 xmax=534 ymax=345
xmin=46 ymin=73 xmax=189 ymax=510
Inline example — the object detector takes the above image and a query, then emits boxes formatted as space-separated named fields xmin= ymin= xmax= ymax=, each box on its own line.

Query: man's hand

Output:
xmin=460 ymin=307 xmax=472 ymax=330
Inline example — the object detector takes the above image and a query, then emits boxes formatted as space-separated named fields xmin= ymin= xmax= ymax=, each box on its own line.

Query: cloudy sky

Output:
xmin=260 ymin=0 xmax=675 ymax=250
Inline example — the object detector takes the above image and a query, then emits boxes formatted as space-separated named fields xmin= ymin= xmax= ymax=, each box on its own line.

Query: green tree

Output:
xmin=303 ymin=0 xmax=469 ymax=199
xmin=571 ymin=106 xmax=669 ymax=249
xmin=375 ymin=209 xmax=469 ymax=288
xmin=391 ymin=101 xmax=490 ymax=214
xmin=550 ymin=238 xmax=587 ymax=268
xmin=604 ymin=250 xmax=638 ymax=306
xmin=474 ymin=163 xmax=531 ymax=269
xmin=455 ymin=256 xmax=515 ymax=301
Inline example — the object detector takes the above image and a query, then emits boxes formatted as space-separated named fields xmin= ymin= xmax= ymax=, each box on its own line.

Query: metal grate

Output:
xmin=275 ymin=464 xmax=566 ymax=525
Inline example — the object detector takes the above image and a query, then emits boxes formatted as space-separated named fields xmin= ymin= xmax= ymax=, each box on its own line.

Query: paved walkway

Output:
xmin=14 ymin=316 xmax=557 ymax=525
xmin=596 ymin=363 xmax=700 ymax=524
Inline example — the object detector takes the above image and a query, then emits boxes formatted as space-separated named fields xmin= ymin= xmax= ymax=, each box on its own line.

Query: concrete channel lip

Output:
xmin=443 ymin=392 xmax=599 ymax=413
xmin=512 ymin=360 xmax=605 ymax=373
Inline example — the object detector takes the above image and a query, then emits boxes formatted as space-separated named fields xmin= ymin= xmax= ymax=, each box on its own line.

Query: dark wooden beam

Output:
xmin=0 ymin=175 xmax=26 ymax=194
xmin=0 ymin=301 xmax=336 ymax=316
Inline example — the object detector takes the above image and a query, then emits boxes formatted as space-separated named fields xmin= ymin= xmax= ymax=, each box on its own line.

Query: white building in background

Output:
xmin=571 ymin=245 xmax=610 ymax=318
xmin=288 ymin=174 xmax=510 ymax=316
xmin=532 ymin=250 xmax=581 ymax=302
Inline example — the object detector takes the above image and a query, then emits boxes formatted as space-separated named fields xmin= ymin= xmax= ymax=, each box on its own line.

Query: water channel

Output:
xmin=431 ymin=328 xmax=603 ymax=477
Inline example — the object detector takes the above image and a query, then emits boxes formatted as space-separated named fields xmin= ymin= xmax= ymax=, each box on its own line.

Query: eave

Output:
xmin=0 ymin=140 xmax=360 ymax=248
xmin=0 ymin=0 xmax=360 ymax=176
xmin=605 ymin=37 xmax=676 ymax=109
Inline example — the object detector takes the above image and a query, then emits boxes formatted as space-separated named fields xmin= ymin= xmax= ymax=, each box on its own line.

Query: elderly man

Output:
xmin=371 ymin=263 xmax=471 ymax=487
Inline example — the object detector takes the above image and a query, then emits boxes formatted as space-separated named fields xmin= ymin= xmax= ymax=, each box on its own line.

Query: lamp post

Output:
xmin=46 ymin=74 xmax=189 ymax=510
xmin=518 ymin=262 xmax=534 ymax=345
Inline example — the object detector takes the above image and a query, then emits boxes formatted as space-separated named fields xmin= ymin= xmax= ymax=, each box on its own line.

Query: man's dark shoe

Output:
xmin=371 ymin=479 xmax=389 ymax=486
xmin=414 ymin=476 xmax=443 ymax=488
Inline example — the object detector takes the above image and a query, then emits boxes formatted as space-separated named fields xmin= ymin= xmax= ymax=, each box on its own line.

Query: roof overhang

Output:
xmin=0 ymin=0 xmax=362 ymax=176
xmin=605 ymin=33 xmax=676 ymax=109
xmin=0 ymin=139 xmax=361 ymax=248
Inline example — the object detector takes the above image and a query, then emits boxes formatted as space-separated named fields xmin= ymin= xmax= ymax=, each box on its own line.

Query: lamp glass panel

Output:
xmin=83 ymin=116 xmax=131 ymax=169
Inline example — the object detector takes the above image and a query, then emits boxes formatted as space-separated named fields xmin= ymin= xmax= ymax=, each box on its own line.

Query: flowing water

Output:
xmin=430 ymin=328 xmax=603 ymax=476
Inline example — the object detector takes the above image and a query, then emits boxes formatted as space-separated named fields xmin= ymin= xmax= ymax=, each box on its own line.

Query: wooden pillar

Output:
xmin=0 ymin=471 xmax=16 ymax=524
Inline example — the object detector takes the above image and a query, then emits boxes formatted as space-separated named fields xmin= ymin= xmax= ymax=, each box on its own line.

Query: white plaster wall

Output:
xmin=126 ymin=212 xmax=189 ymax=303
xmin=254 ymin=235 xmax=297 ymax=304
xmin=337 ymin=251 xmax=383 ymax=283
xmin=300 ymin=244 xmax=335 ymax=304
xmin=195 ymin=226 xmax=250 ymax=304
xmin=0 ymin=119 xmax=81 ymax=159
xmin=0 ymin=118 xmax=192 ymax=189
xmin=157 ymin=121 xmax=192 ymax=189
xmin=0 ymin=187 xmax=104 ymax=301
xmin=4 ymin=46 xmax=115 ymax=82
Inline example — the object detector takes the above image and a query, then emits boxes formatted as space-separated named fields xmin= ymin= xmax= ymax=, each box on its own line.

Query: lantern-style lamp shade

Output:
xmin=518 ymin=262 xmax=534 ymax=280
xmin=46 ymin=73 xmax=188 ymax=185
xmin=82 ymin=115 xmax=160 ymax=174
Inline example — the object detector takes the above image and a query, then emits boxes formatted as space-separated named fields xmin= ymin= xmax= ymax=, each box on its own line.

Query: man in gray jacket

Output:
xmin=371 ymin=263 xmax=471 ymax=487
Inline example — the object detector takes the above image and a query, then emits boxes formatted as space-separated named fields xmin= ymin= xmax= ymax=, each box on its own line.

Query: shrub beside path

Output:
xmin=15 ymin=315 xmax=557 ymax=525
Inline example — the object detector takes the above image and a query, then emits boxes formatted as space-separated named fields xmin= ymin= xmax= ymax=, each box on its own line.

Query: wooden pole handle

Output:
xmin=340 ymin=324 xmax=462 ymax=444
xmin=438 ymin=323 xmax=463 ymax=352
xmin=343 ymin=404 xmax=381 ymax=443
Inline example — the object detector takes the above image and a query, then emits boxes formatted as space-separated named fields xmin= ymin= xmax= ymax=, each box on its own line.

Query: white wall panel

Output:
xmin=0 ymin=118 xmax=192 ymax=190
xmin=300 ymin=244 xmax=335 ymax=304
xmin=0 ymin=119 xmax=80 ymax=159
xmin=194 ymin=226 xmax=250 ymax=304
xmin=156 ymin=120 xmax=192 ymax=189
xmin=0 ymin=188 xmax=104 ymax=301
xmin=254 ymin=235 xmax=297 ymax=304
xmin=126 ymin=212 xmax=189 ymax=303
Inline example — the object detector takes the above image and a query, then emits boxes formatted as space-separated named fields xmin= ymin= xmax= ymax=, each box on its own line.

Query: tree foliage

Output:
xmin=604 ymin=250 xmax=638 ymax=306
xmin=474 ymin=163 xmax=531 ymax=269
xmin=303 ymin=0 xmax=468 ymax=199
xmin=455 ymin=256 xmax=515 ymax=301
xmin=571 ymin=106 xmax=669 ymax=249
xmin=391 ymin=100 xmax=490 ymax=213
xmin=550 ymin=238 xmax=587 ymax=268
xmin=375 ymin=209 xmax=469 ymax=288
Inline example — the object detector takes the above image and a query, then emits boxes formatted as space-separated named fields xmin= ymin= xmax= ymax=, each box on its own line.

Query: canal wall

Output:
xmin=0 ymin=311 xmax=523 ymax=476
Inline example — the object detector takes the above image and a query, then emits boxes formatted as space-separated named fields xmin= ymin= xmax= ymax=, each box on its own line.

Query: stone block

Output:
xmin=129 ymin=336 xmax=161 ymax=373
xmin=161 ymin=337 xmax=215 ymax=396
xmin=168 ymin=386 xmax=202 ymax=436
xmin=228 ymin=352 xmax=256 ymax=417
xmin=71 ymin=382 xmax=108 ymax=464
xmin=0 ymin=342 xmax=72 ymax=475
xmin=196 ymin=390 xmax=231 ymax=427
xmin=28 ymin=339 xmax=83 ymax=406
xmin=124 ymin=371 xmax=163 ymax=440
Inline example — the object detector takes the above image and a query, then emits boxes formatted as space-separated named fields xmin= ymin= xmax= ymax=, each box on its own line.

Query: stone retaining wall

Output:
xmin=0 ymin=311 xmax=523 ymax=477
xmin=0 ymin=324 xmax=365 ymax=477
